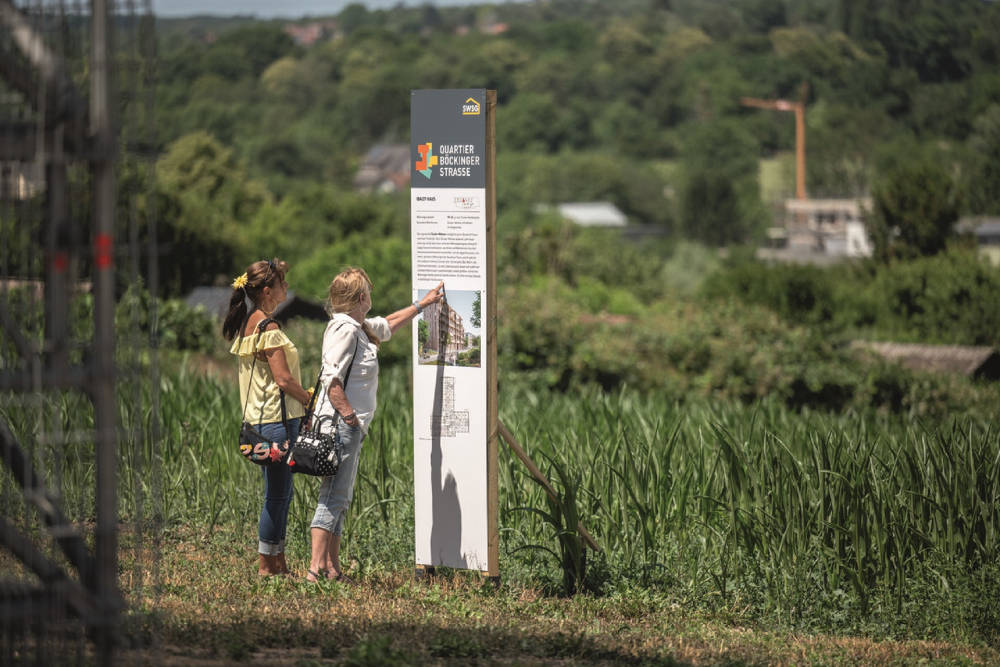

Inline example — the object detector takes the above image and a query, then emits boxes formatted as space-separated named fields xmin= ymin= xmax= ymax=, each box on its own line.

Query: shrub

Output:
xmin=498 ymin=277 xmax=592 ymax=388
xmin=116 ymin=284 xmax=217 ymax=352
xmin=497 ymin=209 xmax=671 ymax=303
xmin=700 ymin=254 xmax=836 ymax=325
xmin=860 ymin=249 xmax=1000 ymax=345
xmin=293 ymin=232 xmax=411 ymax=308
xmin=499 ymin=279 xmax=998 ymax=417
xmin=702 ymin=248 xmax=1000 ymax=346
xmin=869 ymin=151 xmax=960 ymax=261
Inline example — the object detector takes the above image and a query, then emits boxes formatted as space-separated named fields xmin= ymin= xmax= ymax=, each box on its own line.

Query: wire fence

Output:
xmin=0 ymin=1 xmax=159 ymax=663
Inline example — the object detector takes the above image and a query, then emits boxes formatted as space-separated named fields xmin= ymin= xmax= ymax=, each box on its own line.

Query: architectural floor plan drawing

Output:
xmin=433 ymin=377 xmax=470 ymax=437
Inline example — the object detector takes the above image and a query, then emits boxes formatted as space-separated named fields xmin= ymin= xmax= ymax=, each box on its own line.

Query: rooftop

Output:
xmin=850 ymin=341 xmax=1000 ymax=381
xmin=185 ymin=286 xmax=327 ymax=323
xmin=555 ymin=202 xmax=627 ymax=227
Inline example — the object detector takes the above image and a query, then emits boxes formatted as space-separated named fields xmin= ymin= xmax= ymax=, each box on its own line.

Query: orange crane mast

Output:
xmin=741 ymin=83 xmax=808 ymax=200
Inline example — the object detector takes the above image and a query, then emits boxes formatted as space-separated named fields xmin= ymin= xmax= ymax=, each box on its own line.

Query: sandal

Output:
xmin=331 ymin=571 xmax=355 ymax=585
xmin=305 ymin=569 xmax=328 ymax=583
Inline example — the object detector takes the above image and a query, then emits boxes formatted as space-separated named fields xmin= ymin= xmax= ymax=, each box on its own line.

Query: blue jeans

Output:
xmin=256 ymin=418 xmax=300 ymax=556
xmin=310 ymin=421 xmax=364 ymax=536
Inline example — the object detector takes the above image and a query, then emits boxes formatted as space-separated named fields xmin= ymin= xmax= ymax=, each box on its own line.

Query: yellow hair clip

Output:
xmin=231 ymin=273 xmax=248 ymax=289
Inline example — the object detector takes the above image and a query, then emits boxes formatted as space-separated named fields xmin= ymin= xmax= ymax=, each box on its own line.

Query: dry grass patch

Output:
xmin=112 ymin=526 xmax=1000 ymax=665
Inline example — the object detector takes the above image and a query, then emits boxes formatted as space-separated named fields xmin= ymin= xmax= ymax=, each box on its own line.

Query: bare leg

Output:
xmin=309 ymin=527 xmax=333 ymax=581
xmin=328 ymin=534 xmax=342 ymax=577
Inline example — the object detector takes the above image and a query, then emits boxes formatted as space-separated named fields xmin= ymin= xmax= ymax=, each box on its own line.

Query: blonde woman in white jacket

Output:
xmin=306 ymin=267 xmax=443 ymax=582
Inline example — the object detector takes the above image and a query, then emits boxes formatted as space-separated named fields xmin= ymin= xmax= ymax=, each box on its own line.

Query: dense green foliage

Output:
xmin=702 ymin=248 xmax=1000 ymax=347
xmin=869 ymin=150 xmax=962 ymax=261
xmin=0 ymin=284 xmax=218 ymax=368
xmin=90 ymin=0 xmax=998 ymax=293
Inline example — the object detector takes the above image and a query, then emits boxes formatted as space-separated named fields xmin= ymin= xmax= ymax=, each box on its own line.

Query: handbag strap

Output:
xmin=298 ymin=366 xmax=324 ymax=428
xmin=315 ymin=322 xmax=362 ymax=426
xmin=239 ymin=314 xmax=277 ymax=425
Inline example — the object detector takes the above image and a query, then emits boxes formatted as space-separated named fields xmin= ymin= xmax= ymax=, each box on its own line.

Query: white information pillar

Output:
xmin=411 ymin=89 xmax=498 ymax=575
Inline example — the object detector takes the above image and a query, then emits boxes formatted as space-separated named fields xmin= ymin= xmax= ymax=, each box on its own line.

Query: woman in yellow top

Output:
xmin=223 ymin=258 xmax=312 ymax=576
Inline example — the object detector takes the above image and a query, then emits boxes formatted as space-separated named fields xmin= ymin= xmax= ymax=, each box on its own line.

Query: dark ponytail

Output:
xmin=220 ymin=258 xmax=290 ymax=341
xmin=222 ymin=288 xmax=249 ymax=341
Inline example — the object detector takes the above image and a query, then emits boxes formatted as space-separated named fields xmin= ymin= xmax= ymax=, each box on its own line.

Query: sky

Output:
xmin=152 ymin=0 xmax=526 ymax=19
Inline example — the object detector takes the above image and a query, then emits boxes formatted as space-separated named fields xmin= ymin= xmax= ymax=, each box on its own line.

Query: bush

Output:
xmin=498 ymin=277 xmax=594 ymax=388
xmin=293 ymin=232 xmax=410 ymax=308
xmin=242 ymin=185 xmax=405 ymax=268
xmin=498 ymin=278 xmax=999 ymax=417
xmin=116 ymin=284 xmax=217 ymax=352
xmin=859 ymin=249 xmax=1000 ymax=345
xmin=1 ymin=284 xmax=216 ymax=367
xmin=458 ymin=347 xmax=481 ymax=366
xmin=701 ymin=248 xmax=1000 ymax=346
xmin=869 ymin=150 xmax=960 ymax=261
xmin=700 ymin=254 xmax=836 ymax=325
xmin=497 ymin=210 xmax=670 ymax=303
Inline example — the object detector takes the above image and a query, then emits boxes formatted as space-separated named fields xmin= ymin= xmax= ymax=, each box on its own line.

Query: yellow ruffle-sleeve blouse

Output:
xmin=230 ymin=328 xmax=306 ymax=425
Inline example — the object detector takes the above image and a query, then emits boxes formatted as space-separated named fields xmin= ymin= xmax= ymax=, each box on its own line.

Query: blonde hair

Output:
xmin=326 ymin=267 xmax=380 ymax=346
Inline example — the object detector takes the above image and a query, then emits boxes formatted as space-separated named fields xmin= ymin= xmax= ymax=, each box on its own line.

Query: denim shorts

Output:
xmin=310 ymin=421 xmax=364 ymax=536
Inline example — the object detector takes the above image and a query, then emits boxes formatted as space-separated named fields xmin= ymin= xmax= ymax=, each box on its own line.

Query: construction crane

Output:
xmin=741 ymin=82 xmax=808 ymax=200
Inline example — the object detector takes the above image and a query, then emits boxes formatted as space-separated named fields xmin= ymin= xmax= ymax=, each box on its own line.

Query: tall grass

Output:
xmin=1 ymin=357 xmax=997 ymax=641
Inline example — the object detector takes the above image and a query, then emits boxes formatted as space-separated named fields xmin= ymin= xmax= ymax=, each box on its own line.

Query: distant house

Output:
xmin=353 ymin=144 xmax=410 ymax=194
xmin=968 ymin=217 xmax=1000 ymax=266
xmin=758 ymin=197 xmax=872 ymax=264
xmin=1 ymin=162 xmax=43 ymax=200
xmin=283 ymin=21 xmax=338 ymax=46
xmin=850 ymin=341 xmax=1000 ymax=381
xmin=549 ymin=202 xmax=628 ymax=228
xmin=185 ymin=286 xmax=327 ymax=325
xmin=481 ymin=21 xmax=509 ymax=35
xmin=0 ymin=277 xmax=91 ymax=300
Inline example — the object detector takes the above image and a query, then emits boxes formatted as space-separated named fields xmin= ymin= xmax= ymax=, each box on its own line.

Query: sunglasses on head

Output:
xmin=262 ymin=258 xmax=277 ymax=284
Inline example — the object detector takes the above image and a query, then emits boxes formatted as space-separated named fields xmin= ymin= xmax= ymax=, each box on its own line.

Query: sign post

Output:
xmin=411 ymin=89 xmax=498 ymax=577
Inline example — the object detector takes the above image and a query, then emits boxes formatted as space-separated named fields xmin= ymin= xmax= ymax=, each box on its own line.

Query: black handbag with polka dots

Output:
xmin=286 ymin=415 xmax=342 ymax=477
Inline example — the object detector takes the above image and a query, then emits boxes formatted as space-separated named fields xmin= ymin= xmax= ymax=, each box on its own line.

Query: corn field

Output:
xmin=2 ymin=351 xmax=998 ymax=639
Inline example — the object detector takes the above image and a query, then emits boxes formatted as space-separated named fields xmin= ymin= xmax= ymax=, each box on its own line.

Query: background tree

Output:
xmin=965 ymin=104 xmax=1000 ymax=214
xmin=679 ymin=118 xmax=763 ymax=245
xmin=418 ymin=318 xmax=429 ymax=354
xmin=471 ymin=291 xmax=481 ymax=329
xmin=153 ymin=132 xmax=272 ymax=293
xmin=681 ymin=172 xmax=744 ymax=246
xmin=868 ymin=154 xmax=960 ymax=262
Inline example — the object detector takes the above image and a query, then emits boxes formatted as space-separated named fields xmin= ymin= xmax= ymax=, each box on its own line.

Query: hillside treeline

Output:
xmin=4 ymin=0 xmax=999 ymax=414
xmin=126 ymin=0 xmax=999 ymax=286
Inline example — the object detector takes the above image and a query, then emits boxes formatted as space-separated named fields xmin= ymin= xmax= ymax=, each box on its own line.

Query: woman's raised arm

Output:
xmin=385 ymin=281 xmax=445 ymax=333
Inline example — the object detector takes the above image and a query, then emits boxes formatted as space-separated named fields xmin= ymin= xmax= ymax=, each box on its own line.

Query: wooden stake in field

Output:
xmin=497 ymin=420 xmax=601 ymax=554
